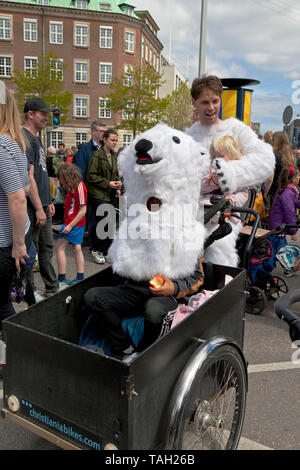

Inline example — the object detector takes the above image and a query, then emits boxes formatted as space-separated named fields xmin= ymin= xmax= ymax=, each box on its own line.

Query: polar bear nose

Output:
xmin=135 ymin=139 xmax=153 ymax=154
xmin=135 ymin=138 xmax=154 ymax=165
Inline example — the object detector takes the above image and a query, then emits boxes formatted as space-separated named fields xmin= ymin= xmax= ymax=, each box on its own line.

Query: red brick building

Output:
xmin=0 ymin=0 xmax=163 ymax=148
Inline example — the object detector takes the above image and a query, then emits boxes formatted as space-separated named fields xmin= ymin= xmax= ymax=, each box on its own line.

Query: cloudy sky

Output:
xmin=133 ymin=0 xmax=300 ymax=135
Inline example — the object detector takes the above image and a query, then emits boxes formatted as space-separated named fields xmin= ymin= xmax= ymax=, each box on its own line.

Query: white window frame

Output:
xmin=49 ymin=21 xmax=63 ymax=45
xmin=100 ymin=2 xmax=112 ymax=11
xmin=74 ymin=60 xmax=89 ymax=83
xmin=145 ymin=44 xmax=148 ymax=62
xmin=24 ymin=18 xmax=37 ymax=42
xmin=50 ymin=58 xmax=63 ymax=81
xmin=75 ymin=0 xmax=88 ymax=9
xmin=123 ymin=132 xmax=133 ymax=146
xmin=74 ymin=96 xmax=89 ymax=118
xmin=99 ymin=26 xmax=113 ymax=49
xmin=124 ymin=29 xmax=135 ymax=53
xmin=51 ymin=131 xmax=63 ymax=148
xmin=75 ymin=132 xmax=88 ymax=147
xmin=99 ymin=62 xmax=112 ymax=84
xmin=74 ymin=23 xmax=89 ymax=47
xmin=0 ymin=55 xmax=12 ymax=77
xmin=99 ymin=98 xmax=111 ymax=119
xmin=123 ymin=102 xmax=133 ymax=120
xmin=0 ymin=16 xmax=11 ymax=41
xmin=37 ymin=0 xmax=49 ymax=5
xmin=124 ymin=6 xmax=134 ymax=16
xmin=24 ymin=56 xmax=38 ymax=78
xmin=123 ymin=64 xmax=133 ymax=86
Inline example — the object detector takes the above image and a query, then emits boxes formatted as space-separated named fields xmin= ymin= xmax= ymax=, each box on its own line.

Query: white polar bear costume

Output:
xmin=186 ymin=117 xmax=275 ymax=267
xmin=108 ymin=124 xmax=210 ymax=281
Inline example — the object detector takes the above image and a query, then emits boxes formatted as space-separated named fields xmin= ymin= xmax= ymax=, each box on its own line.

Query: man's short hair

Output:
xmin=103 ymin=128 xmax=118 ymax=139
xmin=191 ymin=75 xmax=223 ymax=100
xmin=90 ymin=120 xmax=106 ymax=131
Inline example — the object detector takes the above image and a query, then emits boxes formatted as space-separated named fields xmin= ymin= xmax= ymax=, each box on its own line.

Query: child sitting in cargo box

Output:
xmin=56 ymin=164 xmax=87 ymax=289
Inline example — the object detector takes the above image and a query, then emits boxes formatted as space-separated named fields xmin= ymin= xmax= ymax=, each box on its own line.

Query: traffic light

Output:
xmin=52 ymin=107 xmax=61 ymax=128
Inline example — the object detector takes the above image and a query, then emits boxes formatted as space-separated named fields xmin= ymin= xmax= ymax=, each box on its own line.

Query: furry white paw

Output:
xmin=213 ymin=159 xmax=235 ymax=195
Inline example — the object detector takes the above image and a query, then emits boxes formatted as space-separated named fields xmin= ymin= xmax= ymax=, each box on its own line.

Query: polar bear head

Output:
xmin=118 ymin=123 xmax=210 ymax=210
xmin=109 ymin=124 xmax=211 ymax=281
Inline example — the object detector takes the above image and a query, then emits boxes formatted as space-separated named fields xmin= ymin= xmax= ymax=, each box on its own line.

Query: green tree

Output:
xmin=163 ymin=82 xmax=194 ymax=131
xmin=106 ymin=64 xmax=168 ymax=137
xmin=12 ymin=52 xmax=72 ymax=124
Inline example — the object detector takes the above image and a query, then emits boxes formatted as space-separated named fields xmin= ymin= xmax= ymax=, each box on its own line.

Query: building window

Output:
xmin=75 ymin=132 xmax=88 ymax=147
xmin=123 ymin=65 xmax=133 ymax=86
xmin=51 ymin=131 xmax=63 ymax=148
xmin=149 ymin=49 xmax=153 ymax=65
xmin=75 ymin=97 xmax=88 ymax=117
xmin=99 ymin=63 xmax=112 ymax=84
xmin=24 ymin=19 xmax=37 ymax=42
xmin=99 ymin=98 xmax=111 ymax=119
xmin=75 ymin=23 xmax=89 ymax=47
xmin=74 ymin=61 xmax=88 ymax=83
xmin=24 ymin=56 xmax=38 ymax=78
xmin=75 ymin=0 xmax=88 ymax=9
xmin=124 ymin=30 xmax=135 ymax=53
xmin=50 ymin=58 xmax=63 ymax=81
xmin=123 ymin=132 xmax=133 ymax=146
xmin=37 ymin=0 xmax=49 ymax=5
xmin=0 ymin=55 xmax=12 ymax=77
xmin=123 ymin=102 xmax=133 ymax=120
xmin=145 ymin=44 xmax=148 ymax=62
xmin=49 ymin=21 xmax=63 ymax=44
xmin=100 ymin=2 xmax=112 ymax=11
xmin=0 ymin=16 xmax=11 ymax=40
xmin=123 ymin=6 xmax=134 ymax=16
xmin=100 ymin=26 xmax=112 ymax=49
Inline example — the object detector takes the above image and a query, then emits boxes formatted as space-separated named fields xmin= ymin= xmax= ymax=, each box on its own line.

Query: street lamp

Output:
xmin=198 ymin=0 xmax=208 ymax=77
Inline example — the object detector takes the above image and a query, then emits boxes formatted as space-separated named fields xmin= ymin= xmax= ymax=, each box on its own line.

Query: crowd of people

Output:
xmin=1 ymin=74 xmax=300 ymax=363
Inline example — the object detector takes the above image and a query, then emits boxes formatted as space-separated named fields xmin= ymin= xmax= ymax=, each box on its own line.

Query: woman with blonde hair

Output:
xmin=269 ymin=131 xmax=295 ymax=203
xmin=0 ymin=83 xmax=30 ymax=362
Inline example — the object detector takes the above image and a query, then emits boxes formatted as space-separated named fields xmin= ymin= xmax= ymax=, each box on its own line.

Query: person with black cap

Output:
xmin=23 ymin=97 xmax=59 ymax=300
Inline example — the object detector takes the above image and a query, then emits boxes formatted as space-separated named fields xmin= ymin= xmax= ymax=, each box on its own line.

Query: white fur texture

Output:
xmin=186 ymin=117 xmax=275 ymax=195
xmin=108 ymin=124 xmax=210 ymax=281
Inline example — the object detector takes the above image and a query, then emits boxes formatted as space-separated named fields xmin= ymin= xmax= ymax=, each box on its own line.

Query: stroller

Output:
xmin=204 ymin=195 xmax=300 ymax=315
xmin=240 ymin=222 xmax=300 ymax=315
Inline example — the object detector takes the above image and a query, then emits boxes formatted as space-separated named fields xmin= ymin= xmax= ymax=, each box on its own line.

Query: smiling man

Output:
xmin=186 ymin=75 xmax=275 ymax=266
xmin=187 ymin=75 xmax=275 ymax=194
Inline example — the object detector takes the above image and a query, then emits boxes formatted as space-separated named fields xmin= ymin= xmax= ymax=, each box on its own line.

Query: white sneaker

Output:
xmin=58 ymin=280 xmax=69 ymax=291
xmin=34 ymin=291 xmax=47 ymax=303
xmin=91 ymin=251 xmax=106 ymax=264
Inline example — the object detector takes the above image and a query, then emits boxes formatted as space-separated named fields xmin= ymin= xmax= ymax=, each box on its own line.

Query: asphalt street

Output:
xmin=0 ymin=229 xmax=299 ymax=450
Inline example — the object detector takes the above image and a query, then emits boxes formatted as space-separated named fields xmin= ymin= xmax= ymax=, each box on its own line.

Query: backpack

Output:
xmin=276 ymin=245 xmax=300 ymax=273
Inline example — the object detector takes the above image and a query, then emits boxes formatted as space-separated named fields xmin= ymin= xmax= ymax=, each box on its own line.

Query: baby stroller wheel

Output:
xmin=245 ymin=286 xmax=267 ymax=315
xmin=266 ymin=275 xmax=288 ymax=301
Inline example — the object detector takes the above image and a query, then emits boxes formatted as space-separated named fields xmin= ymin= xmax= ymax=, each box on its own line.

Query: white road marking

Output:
xmin=248 ymin=361 xmax=300 ymax=374
xmin=238 ymin=436 xmax=273 ymax=450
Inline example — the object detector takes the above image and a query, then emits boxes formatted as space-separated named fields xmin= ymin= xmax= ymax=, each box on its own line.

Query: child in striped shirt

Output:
xmin=56 ymin=164 xmax=87 ymax=288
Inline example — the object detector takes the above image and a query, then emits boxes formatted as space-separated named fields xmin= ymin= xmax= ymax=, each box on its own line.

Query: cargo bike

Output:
xmin=1 ymin=199 xmax=259 ymax=451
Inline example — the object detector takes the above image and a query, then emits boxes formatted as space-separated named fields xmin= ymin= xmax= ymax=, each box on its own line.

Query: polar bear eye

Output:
xmin=172 ymin=136 xmax=180 ymax=144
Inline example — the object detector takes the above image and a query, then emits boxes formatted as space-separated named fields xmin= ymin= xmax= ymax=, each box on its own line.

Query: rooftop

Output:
xmin=1 ymin=0 xmax=140 ymax=18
